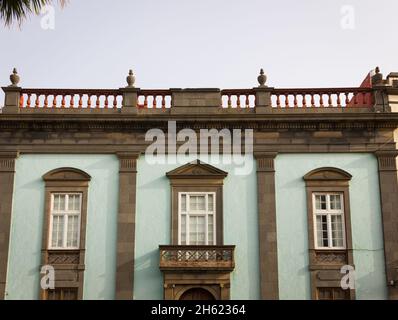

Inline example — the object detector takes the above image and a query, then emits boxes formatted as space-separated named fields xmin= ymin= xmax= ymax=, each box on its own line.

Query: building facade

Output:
xmin=0 ymin=68 xmax=397 ymax=300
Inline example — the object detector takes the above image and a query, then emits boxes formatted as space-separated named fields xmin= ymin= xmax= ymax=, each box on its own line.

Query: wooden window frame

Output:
xmin=316 ymin=287 xmax=350 ymax=300
xmin=178 ymin=192 xmax=217 ymax=245
xmin=48 ymin=193 xmax=82 ymax=250
xmin=312 ymin=192 xmax=346 ymax=250
xmin=40 ymin=167 xmax=91 ymax=300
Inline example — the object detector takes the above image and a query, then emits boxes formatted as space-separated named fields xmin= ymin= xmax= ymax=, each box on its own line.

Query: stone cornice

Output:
xmin=0 ymin=113 xmax=398 ymax=130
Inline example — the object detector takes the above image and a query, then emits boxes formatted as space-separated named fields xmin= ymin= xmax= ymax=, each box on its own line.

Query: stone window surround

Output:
xmin=40 ymin=167 xmax=91 ymax=300
xmin=304 ymin=167 xmax=355 ymax=300
xmin=166 ymin=160 xmax=228 ymax=246
xmin=162 ymin=160 xmax=232 ymax=300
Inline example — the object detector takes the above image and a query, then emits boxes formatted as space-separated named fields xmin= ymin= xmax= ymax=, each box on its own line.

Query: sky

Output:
xmin=0 ymin=0 xmax=397 ymax=103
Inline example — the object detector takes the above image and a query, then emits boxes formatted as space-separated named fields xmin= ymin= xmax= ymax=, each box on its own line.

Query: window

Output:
xmin=49 ymin=193 xmax=82 ymax=249
xmin=304 ymin=167 xmax=354 ymax=300
xmin=179 ymin=192 xmax=216 ymax=245
xmin=41 ymin=168 xmax=91 ymax=300
xmin=317 ymin=287 xmax=350 ymax=300
xmin=47 ymin=288 xmax=78 ymax=300
xmin=313 ymin=193 xmax=345 ymax=249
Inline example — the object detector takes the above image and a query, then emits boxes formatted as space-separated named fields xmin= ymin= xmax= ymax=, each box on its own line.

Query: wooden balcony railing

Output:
xmin=159 ymin=245 xmax=235 ymax=271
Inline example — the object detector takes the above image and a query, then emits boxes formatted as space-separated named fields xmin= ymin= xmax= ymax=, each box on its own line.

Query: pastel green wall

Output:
xmin=5 ymin=155 xmax=119 ymax=300
xmin=275 ymin=153 xmax=387 ymax=300
xmin=134 ymin=155 xmax=259 ymax=299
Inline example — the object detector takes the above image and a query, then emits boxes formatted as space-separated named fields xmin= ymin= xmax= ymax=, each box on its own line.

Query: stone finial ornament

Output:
xmin=9 ymin=68 xmax=20 ymax=87
xmin=372 ymin=66 xmax=383 ymax=85
xmin=126 ymin=69 xmax=135 ymax=88
xmin=257 ymin=68 xmax=267 ymax=87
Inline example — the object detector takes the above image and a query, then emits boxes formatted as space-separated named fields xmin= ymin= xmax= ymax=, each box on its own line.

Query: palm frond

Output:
xmin=0 ymin=0 xmax=67 ymax=26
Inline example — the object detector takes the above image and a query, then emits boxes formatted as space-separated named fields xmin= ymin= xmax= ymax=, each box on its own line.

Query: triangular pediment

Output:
xmin=166 ymin=160 xmax=228 ymax=179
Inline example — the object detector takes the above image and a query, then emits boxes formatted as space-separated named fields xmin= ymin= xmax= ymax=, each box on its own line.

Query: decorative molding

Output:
xmin=375 ymin=151 xmax=398 ymax=171
xmin=1 ymin=115 xmax=398 ymax=131
xmin=254 ymin=152 xmax=277 ymax=172
xmin=166 ymin=160 xmax=228 ymax=181
xmin=42 ymin=167 xmax=91 ymax=182
xmin=315 ymin=251 xmax=347 ymax=265
xmin=117 ymin=152 xmax=139 ymax=173
xmin=304 ymin=167 xmax=352 ymax=181
xmin=0 ymin=151 xmax=19 ymax=172
xmin=47 ymin=251 xmax=80 ymax=265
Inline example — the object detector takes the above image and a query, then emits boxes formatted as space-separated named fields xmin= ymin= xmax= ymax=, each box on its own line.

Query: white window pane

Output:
xmin=197 ymin=196 xmax=205 ymax=210
xmin=59 ymin=195 xmax=66 ymax=211
xmin=181 ymin=195 xmax=186 ymax=212
xmin=208 ymin=194 xmax=214 ymax=211
xmin=330 ymin=194 xmax=342 ymax=210
xmin=197 ymin=216 xmax=205 ymax=245
xmin=189 ymin=196 xmax=196 ymax=210
xmin=331 ymin=215 xmax=344 ymax=247
xmin=315 ymin=195 xmax=327 ymax=210
xmin=180 ymin=193 xmax=217 ymax=245
xmin=51 ymin=215 xmax=64 ymax=248
xmin=66 ymin=215 xmax=79 ymax=248
xmin=189 ymin=216 xmax=197 ymax=244
xmin=189 ymin=195 xmax=206 ymax=211
xmin=180 ymin=215 xmax=186 ymax=244
xmin=316 ymin=215 xmax=329 ymax=247
xmin=53 ymin=195 xmax=60 ymax=211
xmin=208 ymin=215 xmax=214 ymax=245
xmin=53 ymin=194 xmax=66 ymax=211
xmin=188 ymin=216 xmax=206 ymax=245
xmin=68 ymin=195 xmax=81 ymax=211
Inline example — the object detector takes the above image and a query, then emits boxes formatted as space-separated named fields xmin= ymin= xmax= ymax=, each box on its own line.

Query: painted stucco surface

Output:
xmin=134 ymin=155 xmax=260 ymax=299
xmin=275 ymin=153 xmax=387 ymax=300
xmin=5 ymin=155 xmax=119 ymax=300
xmin=5 ymin=153 xmax=387 ymax=300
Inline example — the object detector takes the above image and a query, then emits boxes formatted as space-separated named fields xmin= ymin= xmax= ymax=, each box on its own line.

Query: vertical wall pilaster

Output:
xmin=375 ymin=150 xmax=398 ymax=300
xmin=0 ymin=151 xmax=18 ymax=300
xmin=115 ymin=152 xmax=139 ymax=300
xmin=254 ymin=152 xmax=279 ymax=299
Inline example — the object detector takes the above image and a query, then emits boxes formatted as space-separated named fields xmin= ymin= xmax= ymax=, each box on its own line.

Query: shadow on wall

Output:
xmin=354 ymin=251 xmax=387 ymax=300
xmin=134 ymin=249 xmax=163 ymax=299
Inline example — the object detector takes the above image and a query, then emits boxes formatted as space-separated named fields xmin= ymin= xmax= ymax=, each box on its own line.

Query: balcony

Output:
xmin=159 ymin=245 xmax=235 ymax=271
